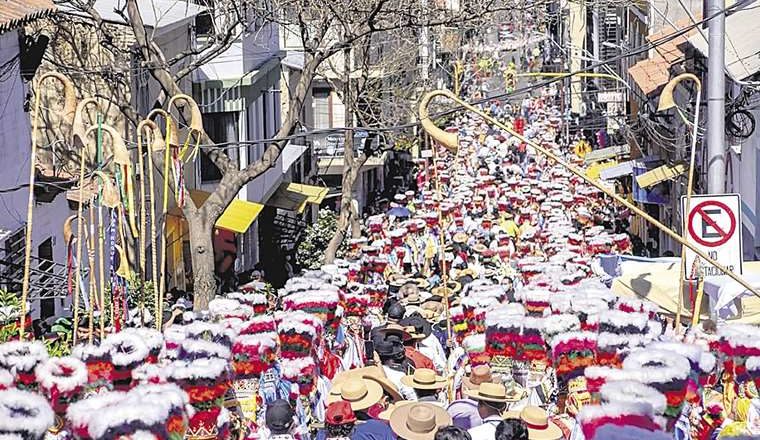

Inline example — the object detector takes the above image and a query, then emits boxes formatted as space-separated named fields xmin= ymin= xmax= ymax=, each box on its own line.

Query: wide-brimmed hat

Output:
xmin=332 ymin=365 xmax=403 ymax=403
xmin=389 ymin=403 xmax=452 ymax=440
xmin=462 ymin=365 xmax=492 ymax=391
xmin=327 ymin=377 xmax=384 ymax=411
xmin=453 ymin=232 xmax=469 ymax=244
xmin=374 ymin=339 xmax=405 ymax=359
xmin=401 ymin=368 xmax=447 ymax=390
xmin=505 ymin=406 xmax=563 ymax=440
xmin=375 ymin=324 xmax=413 ymax=342
xmin=402 ymin=294 xmax=422 ymax=306
xmin=472 ymin=243 xmax=489 ymax=254
xmin=465 ymin=382 xmax=511 ymax=403
xmin=432 ymin=281 xmax=461 ymax=297
xmin=399 ymin=315 xmax=432 ymax=338
xmin=378 ymin=400 xmax=412 ymax=421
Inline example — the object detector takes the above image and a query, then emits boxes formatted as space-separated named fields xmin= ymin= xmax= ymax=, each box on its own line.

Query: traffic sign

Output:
xmin=681 ymin=194 xmax=743 ymax=279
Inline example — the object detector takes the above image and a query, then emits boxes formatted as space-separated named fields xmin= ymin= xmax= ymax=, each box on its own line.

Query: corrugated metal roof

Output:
xmin=688 ymin=7 xmax=760 ymax=80
xmin=0 ymin=0 xmax=56 ymax=34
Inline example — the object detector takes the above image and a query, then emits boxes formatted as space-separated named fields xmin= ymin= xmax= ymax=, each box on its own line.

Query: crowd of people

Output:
xmin=2 ymin=58 xmax=760 ymax=440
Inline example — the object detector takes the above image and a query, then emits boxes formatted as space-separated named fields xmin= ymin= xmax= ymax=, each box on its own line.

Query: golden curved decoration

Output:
xmin=37 ymin=72 xmax=77 ymax=127
xmin=419 ymin=91 xmax=459 ymax=153
xmin=72 ymin=98 xmax=101 ymax=152
xmin=91 ymin=170 xmax=119 ymax=209
xmin=86 ymin=124 xmax=139 ymax=238
xmin=147 ymin=108 xmax=175 ymax=148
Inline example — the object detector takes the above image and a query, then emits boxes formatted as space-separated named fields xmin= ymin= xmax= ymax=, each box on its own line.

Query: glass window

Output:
xmin=201 ymin=112 xmax=239 ymax=182
xmin=313 ymin=88 xmax=331 ymax=129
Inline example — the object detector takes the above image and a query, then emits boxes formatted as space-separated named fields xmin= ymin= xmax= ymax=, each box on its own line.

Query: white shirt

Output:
xmin=467 ymin=415 xmax=502 ymax=440
xmin=382 ymin=365 xmax=417 ymax=400
xmin=419 ymin=334 xmax=447 ymax=374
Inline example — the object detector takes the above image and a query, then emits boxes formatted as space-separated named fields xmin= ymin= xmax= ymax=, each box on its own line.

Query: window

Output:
xmin=313 ymin=88 xmax=331 ymax=129
xmin=201 ymin=112 xmax=239 ymax=182
xmin=38 ymin=238 xmax=54 ymax=320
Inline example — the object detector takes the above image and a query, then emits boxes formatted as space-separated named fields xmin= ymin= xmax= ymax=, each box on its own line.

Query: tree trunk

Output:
xmin=325 ymin=167 xmax=357 ymax=263
xmin=186 ymin=213 xmax=216 ymax=310
xmin=325 ymin=46 xmax=358 ymax=263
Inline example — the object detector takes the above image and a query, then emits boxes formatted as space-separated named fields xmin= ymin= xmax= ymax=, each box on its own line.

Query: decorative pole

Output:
xmin=20 ymin=73 xmax=76 ymax=339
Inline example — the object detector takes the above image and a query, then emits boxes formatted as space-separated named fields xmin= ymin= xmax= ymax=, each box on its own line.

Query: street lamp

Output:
xmin=418 ymin=89 xmax=760 ymax=308
xmin=658 ymin=73 xmax=703 ymax=328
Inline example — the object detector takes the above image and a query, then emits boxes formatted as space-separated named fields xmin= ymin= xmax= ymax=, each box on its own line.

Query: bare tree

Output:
xmin=37 ymin=0 xmax=509 ymax=309
xmin=322 ymin=29 xmax=427 ymax=262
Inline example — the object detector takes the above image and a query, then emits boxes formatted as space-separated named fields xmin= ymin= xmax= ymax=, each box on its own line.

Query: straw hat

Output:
xmin=465 ymin=382 xmax=511 ymax=403
xmin=327 ymin=377 xmax=384 ymax=411
xmin=376 ymin=324 xmax=414 ymax=342
xmin=473 ymin=243 xmax=489 ymax=254
xmin=462 ymin=364 xmax=492 ymax=391
xmin=389 ymin=403 xmax=452 ymax=440
xmin=402 ymin=294 xmax=422 ymax=306
xmin=506 ymin=406 xmax=563 ymax=440
xmin=401 ymin=368 xmax=447 ymax=390
xmin=378 ymin=400 xmax=413 ymax=421
xmin=332 ymin=365 xmax=404 ymax=403
xmin=453 ymin=232 xmax=469 ymax=244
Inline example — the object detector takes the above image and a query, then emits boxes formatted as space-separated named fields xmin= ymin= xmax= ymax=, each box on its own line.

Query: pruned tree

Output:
xmin=35 ymin=0 xmax=510 ymax=310
xmin=322 ymin=28 xmax=429 ymax=262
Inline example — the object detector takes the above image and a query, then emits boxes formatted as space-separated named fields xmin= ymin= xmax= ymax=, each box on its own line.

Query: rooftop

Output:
xmin=0 ymin=0 xmax=56 ymax=34
xmin=627 ymin=17 xmax=700 ymax=96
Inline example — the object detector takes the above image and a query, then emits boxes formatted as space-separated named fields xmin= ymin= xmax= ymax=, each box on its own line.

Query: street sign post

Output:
xmin=681 ymin=194 xmax=743 ymax=278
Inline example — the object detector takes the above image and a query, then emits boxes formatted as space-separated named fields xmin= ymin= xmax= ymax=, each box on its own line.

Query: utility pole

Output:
xmin=706 ymin=0 xmax=725 ymax=193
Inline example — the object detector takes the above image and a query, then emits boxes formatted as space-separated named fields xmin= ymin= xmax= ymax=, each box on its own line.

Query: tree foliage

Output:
xmin=296 ymin=209 xmax=348 ymax=269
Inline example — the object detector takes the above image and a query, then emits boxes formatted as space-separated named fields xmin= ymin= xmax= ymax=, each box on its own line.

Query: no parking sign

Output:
xmin=681 ymin=194 xmax=743 ymax=278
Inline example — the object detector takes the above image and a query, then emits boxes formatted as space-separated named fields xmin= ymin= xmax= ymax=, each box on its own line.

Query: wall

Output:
xmin=0 ymin=31 xmax=72 ymax=318
xmin=727 ymin=104 xmax=760 ymax=260
xmin=568 ymin=0 xmax=586 ymax=114
xmin=649 ymin=0 xmax=701 ymax=31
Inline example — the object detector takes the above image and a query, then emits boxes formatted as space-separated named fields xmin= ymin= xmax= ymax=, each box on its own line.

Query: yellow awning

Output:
xmin=169 ymin=190 xmax=264 ymax=234
xmin=216 ymin=198 xmax=264 ymax=233
xmin=635 ymin=163 xmax=687 ymax=188
xmin=268 ymin=183 xmax=329 ymax=213
xmin=585 ymin=160 xmax=618 ymax=180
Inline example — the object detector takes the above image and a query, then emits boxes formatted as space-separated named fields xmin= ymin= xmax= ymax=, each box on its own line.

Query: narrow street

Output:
xmin=0 ymin=0 xmax=759 ymax=439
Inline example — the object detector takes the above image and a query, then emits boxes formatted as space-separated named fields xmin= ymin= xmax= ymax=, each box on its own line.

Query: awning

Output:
xmin=635 ymin=163 xmax=687 ymax=188
xmin=169 ymin=190 xmax=264 ymax=234
xmin=688 ymin=7 xmax=760 ymax=80
xmin=267 ymin=183 xmax=329 ymax=213
xmin=612 ymin=259 xmax=760 ymax=323
xmin=583 ymin=145 xmax=630 ymax=164
xmin=599 ymin=160 xmax=637 ymax=180
xmin=585 ymin=160 xmax=618 ymax=180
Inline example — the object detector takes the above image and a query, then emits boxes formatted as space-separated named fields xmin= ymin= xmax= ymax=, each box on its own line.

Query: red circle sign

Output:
xmin=687 ymin=200 xmax=736 ymax=247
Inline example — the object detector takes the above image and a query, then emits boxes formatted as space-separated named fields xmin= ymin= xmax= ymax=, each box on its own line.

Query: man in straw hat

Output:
xmin=447 ymin=365 xmax=493 ymax=430
xmin=465 ymin=382 xmax=517 ymax=440
xmin=401 ymin=368 xmax=448 ymax=404
xmin=389 ymin=402 xmax=453 ymax=440
xmin=504 ymin=406 xmax=563 ymax=440
xmin=325 ymin=377 xmax=396 ymax=439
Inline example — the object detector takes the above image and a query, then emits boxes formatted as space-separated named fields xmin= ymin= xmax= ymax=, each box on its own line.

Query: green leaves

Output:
xmin=296 ymin=209 xmax=348 ymax=269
